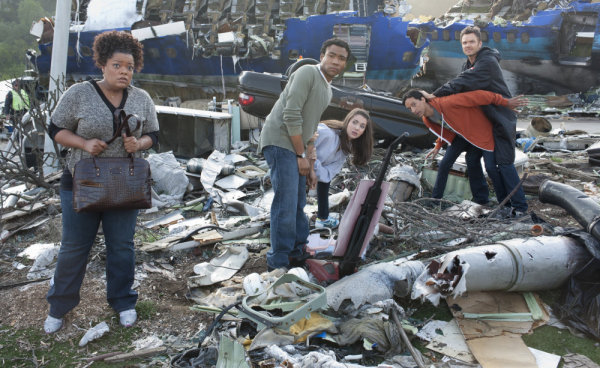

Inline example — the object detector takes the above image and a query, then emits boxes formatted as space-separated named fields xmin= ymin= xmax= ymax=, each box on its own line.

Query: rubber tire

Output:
xmin=285 ymin=58 xmax=319 ymax=77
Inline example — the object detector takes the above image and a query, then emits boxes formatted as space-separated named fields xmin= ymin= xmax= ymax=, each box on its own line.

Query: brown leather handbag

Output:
xmin=72 ymin=110 xmax=153 ymax=212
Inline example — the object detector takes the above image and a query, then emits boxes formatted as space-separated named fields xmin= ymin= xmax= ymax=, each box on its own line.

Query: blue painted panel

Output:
xmin=36 ymin=12 xmax=426 ymax=82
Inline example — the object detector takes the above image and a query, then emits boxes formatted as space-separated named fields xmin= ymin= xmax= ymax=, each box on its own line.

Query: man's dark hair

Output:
xmin=460 ymin=26 xmax=481 ymax=42
xmin=402 ymin=89 xmax=426 ymax=106
xmin=320 ymin=38 xmax=351 ymax=59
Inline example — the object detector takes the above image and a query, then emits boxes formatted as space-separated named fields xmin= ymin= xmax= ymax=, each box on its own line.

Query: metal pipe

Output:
xmin=412 ymin=236 xmax=590 ymax=305
xmin=539 ymin=180 xmax=600 ymax=241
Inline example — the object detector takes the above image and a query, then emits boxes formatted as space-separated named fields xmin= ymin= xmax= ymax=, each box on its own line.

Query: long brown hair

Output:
xmin=323 ymin=108 xmax=373 ymax=166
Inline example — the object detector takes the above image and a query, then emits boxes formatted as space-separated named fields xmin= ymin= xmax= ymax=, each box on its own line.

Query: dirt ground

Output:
xmin=0 ymin=213 xmax=264 ymax=345
xmin=0 ymin=194 xmax=581 ymax=346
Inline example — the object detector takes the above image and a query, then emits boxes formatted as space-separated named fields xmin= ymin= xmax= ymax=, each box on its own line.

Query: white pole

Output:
xmin=44 ymin=0 xmax=71 ymax=174
xmin=48 ymin=0 xmax=71 ymax=107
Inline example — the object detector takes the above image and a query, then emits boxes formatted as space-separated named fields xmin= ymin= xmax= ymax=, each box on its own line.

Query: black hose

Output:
xmin=539 ymin=180 xmax=600 ymax=241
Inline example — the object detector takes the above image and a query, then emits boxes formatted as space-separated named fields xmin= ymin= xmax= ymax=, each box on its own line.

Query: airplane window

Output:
xmin=521 ymin=32 xmax=530 ymax=43
xmin=443 ymin=30 xmax=450 ymax=41
xmin=81 ymin=46 xmax=92 ymax=57
xmin=166 ymin=48 xmax=177 ymax=58
xmin=507 ymin=32 xmax=516 ymax=43
xmin=481 ymin=31 xmax=489 ymax=42
xmin=431 ymin=31 xmax=438 ymax=40
xmin=454 ymin=31 xmax=461 ymax=40
xmin=493 ymin=32 xmax=501 ymax=42
xmin=147 ymin=48 xmax=160 ymax=59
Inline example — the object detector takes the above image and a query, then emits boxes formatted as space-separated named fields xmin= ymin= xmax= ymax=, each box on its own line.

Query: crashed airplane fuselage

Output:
xmin=412 ymin=0 xmax=600 ymax=94
xmin=30 ymin=0 xmax=429 ymax=97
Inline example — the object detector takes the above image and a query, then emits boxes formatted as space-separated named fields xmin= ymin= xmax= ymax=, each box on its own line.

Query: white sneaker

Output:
xmin=119 ymin=309 xmax=137 ymax=327
xmin=44 ymin=315 xmax=63 ymax=334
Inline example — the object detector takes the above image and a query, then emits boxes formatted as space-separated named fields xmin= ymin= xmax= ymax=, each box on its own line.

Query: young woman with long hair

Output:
xmin=313 ymin=108 xmax=373 ymax=228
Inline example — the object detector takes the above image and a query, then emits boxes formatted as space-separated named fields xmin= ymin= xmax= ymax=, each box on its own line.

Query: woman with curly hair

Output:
xmin=313 ymin=108 xmax=373 ymax=228
xmin=44 ymin=31 xmax=159 ymax=333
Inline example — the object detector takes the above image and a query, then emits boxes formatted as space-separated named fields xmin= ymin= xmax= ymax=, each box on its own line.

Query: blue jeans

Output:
xmin=263 ymin=145 xmax=309 ymax=269
xmin=497 ymin=163 xmax=528 ymax=212
xmin=471 ymin=149 xmax=506 ymax=206
xmin=317 ymin=181 xmax=330 ymax=219
xmin=471 ymin=150 xmax=527 ymax=212
xmin=432 ymin=136 xmax=489 ymax=204
xmin=47 ymin=190 xmax=138 ymax=318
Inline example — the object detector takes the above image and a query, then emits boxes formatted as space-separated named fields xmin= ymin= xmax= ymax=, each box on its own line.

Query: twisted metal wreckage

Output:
xmin=3 ymin=135 xmax=600 ymax=366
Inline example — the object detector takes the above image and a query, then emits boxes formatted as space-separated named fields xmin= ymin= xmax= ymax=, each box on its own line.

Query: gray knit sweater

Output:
xmin=258 ymin=64 xmax=332 ymax=153
xmin=51 ymin=80 xmax=159 ymax=173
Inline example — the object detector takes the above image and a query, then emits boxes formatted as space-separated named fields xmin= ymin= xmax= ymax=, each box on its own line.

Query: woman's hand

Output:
xmin=83 ymin=138 xmax=108 ymax=155
xmin=307 ymin=169 xmax=317 ymax=189
xmin=123 ymin=134 xmax=141 ymax=153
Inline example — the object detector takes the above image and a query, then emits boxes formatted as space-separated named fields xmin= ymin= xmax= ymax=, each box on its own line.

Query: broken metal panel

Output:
xmin=231 ymin=0 xmax=254 ymax=17
xmin=412 ymin=236 xmax=591 ymax=305
xmin=558 ymin=12 xmax=598 ymax=66
xmin=303 ymin=0 xmax=326 ymax=15
xmin=131 ymin=21 xmax=187 ymax=41
xmin=424 ymin=319 xmax=477 ymax=363
xmin=155 ymin=106 xmax=232 ymax=158
xmin=189 ymin=245 xmax=249 ymax=286
xmin=326 ymin=0 xmax=350 ymax=13
xmin=216 ymin=335 xmax=250 ymax=368
xmin=279 ymin=0 xmax=303 ymax=20
xmin=237 ymin=273 xmax=326 ymax=331
xmin=255 ymin=0 xmax=278 ymax=34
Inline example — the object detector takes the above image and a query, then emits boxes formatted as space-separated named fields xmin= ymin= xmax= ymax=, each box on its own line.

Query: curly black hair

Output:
xmin=92 ymin=31 xmax=144 ymax=72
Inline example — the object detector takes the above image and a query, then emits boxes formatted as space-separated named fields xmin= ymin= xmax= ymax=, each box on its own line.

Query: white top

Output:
xmin=314 ymin=123 xmax=347 ymax=183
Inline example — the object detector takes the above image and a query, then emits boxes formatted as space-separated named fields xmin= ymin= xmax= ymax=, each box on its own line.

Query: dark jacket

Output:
xmin=433 ymin=47 xmax=517 ymax=164
xmin=3 ymin=90 xmax=14 ymax=116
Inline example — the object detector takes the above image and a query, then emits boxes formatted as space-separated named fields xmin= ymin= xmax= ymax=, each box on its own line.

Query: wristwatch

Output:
xmin=296 ymin=152 xmax=306 ymax=159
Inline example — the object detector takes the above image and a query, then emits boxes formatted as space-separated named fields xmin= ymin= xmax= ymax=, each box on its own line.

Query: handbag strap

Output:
xmin=105 ymin=109 xmax=142 ymax=145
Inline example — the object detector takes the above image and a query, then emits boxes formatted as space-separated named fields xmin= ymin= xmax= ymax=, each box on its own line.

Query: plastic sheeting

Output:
xmin=558 ymin=255 xmax=600 ymax=340
xmin=148 ymin=152 xmax=189 ymax=207
xmin=326 ymin=260 xmax=424 ymax=311
xmin=84 ymin=0 xmax=142 ymax=31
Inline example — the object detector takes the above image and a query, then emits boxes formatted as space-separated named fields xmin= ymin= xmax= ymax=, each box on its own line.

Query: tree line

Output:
xmin=0 ymin=0 xmax=56 ymax=78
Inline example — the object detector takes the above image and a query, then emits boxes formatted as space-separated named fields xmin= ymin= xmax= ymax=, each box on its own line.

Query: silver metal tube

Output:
xmin=412 ymin=236 xmax=590 ymax=304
